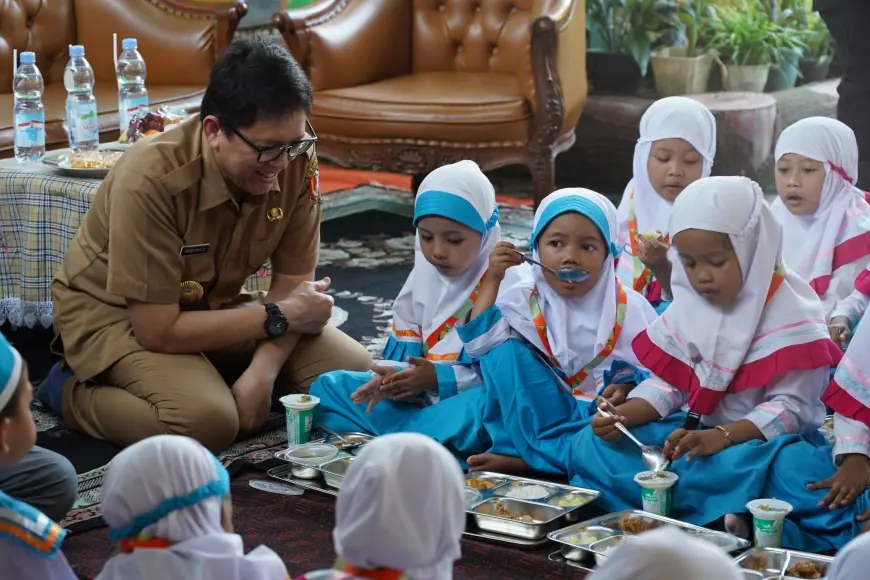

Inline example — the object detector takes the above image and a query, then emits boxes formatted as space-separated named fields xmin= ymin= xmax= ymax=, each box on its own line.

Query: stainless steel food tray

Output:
xmin=734 ymin=547 xmax=833 ymax=579
xmin=267 ymin=464 xmax=338 ymax=496
xmin=548 ymin=509 xmax=750 ymax=564
xmin=273 ymin=431 xmax=373 ymax=461
xmin=547 ymin=550 xmax=594 ymax=573
xmin=464 ymin=471 xmax=600 ymax=541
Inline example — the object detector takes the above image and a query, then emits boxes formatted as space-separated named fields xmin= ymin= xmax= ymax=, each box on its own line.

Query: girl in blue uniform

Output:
xmin=447 ymin=188 xmax=657 ymax=473
xmin=310 ymin=161 xmax=521 ymax=451
xmin=565 ymin=177 xmax=860 ymax=552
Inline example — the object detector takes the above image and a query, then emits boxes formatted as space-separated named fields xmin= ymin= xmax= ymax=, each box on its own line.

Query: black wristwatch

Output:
xmin=264 ymin=303 xmax=289 ymax=339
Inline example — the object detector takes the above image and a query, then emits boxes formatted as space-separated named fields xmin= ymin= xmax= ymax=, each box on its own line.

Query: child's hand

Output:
xmin=600 ymin=384 xmax=631 ymax=407
xmin=379 ymin=357 xmax=437 ymax=401
xmin=351 ymin=365 xmax=398 ymax=411
xmin=488 ymin=241 xmax=524 ymax=281
xmin=828 ymin=316 xmax=852 ymax=346
xmin=591 ymin=398 xmax=627 ymax=442
xmin=808 ymin=454 xmax=870 ymax=510
xmin=637 ymin=236 xmax=670 ymax=268
xmin=664 ymin=428 xmax=729 ymax=461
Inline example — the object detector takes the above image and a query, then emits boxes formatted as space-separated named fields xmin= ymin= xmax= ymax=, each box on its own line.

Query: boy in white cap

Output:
xmin=0 ymin=331 xmax=76 ymax=578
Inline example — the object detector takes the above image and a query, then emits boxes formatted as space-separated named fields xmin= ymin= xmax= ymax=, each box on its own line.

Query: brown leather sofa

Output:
xmin=275 ymin=0 xmax=587 ymax=206
xmin=0 ymin=0 xmax=248 ymax=158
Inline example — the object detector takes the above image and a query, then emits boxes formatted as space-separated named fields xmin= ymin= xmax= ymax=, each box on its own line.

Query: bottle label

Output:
xmin=69 ymin=102 xmax=100 ymax=142
xmin=119 ymin=95 xmax=149 ymax=131
xmin=14 ymin=111 xmax=45 ymax=148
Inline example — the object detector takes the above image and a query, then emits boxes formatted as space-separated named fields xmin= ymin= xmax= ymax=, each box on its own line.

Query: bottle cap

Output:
xmin=121 ymin=38 xmax=138 ymax=51
xmin=19 ymin=52 xmax=36 ymax=65
xmin=69 ymin=45 xmax=85 ymax=58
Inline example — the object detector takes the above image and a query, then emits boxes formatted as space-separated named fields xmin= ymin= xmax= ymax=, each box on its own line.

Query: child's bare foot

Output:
xmin=467 ymin=453 xmax=527 ymax=474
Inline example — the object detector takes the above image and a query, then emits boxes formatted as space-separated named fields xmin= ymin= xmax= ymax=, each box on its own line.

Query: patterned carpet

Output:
xmin=7 ymin=186 xmax=574 ymax=578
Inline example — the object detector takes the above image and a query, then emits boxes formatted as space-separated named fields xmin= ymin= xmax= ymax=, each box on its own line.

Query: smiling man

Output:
xmin=43 ymin=39 xmax=371 ymax=452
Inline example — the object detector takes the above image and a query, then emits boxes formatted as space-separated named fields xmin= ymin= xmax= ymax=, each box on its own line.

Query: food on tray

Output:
xmin=466 ymin=477 xmax=500 ymax=490
xmin=567 ymin=532 xmax=604 ymax=546
xmin=68 ymin=151 xmax=124 ymax=169
xmin=501 ymin=482 xmax=551 ymax=500
xmin=785 ymin=562 xmax=826 ymax=579
xmin=614 ymin=517 xmax=659 ymax=534
xmin=549 ymin=493 xmax=591 ymax=508
xmin=492 ymin=499 xmax=538 ymax=523
xmin=119 ymin=108 xmax=187 ymax=144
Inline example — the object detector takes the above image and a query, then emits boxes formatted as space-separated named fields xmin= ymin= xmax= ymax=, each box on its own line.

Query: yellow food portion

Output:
xmin=641 ymin=230 xmax=663 ymax=241
xmin=68 ymin=151 xmax=124 ymax=170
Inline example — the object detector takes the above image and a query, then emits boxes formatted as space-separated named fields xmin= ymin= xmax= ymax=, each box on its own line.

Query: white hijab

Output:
xmin=333 ymin=433 xmax=465 ymax=580
xmin=588 ymin=528 xmax=744 ymax=580
xmin=390 ymin=160 xmax=521 ymax=360
xmin=497 ymin=189 xmax=657 ymax=397
xmin=615 ymin=97 xmax=717 ymax=290
xmin=97 ymin=435 xmax=288 ymax=580
xmin=772 ymin=117 xmax=870 ymax=295
xmin=639 ymin=176 xmax=832 ymax=415
xmin=825 ymin=532 xmax=870 ymax=580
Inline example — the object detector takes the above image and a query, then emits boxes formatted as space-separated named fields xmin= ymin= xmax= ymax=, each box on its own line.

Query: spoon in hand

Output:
xmin=598 ymin=406 xmax=670 ymax=473
xmin=519 ymin=253 xmax=590 ymax=283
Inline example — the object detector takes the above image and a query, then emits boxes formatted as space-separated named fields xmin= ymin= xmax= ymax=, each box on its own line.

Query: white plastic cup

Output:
xmin=746 ymin=499 xmax=793 ymax=548
xmin=280 ymin=394 xmax=320 ymax=446
xmin=634 ymin=470 xmax=678 ymax=516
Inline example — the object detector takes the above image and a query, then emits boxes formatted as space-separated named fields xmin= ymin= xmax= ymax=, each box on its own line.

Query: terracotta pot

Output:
xmin=651 ymin=48 xmax=714 ymax=96
xmin=719 ymin=62 xmax=770 ymax=92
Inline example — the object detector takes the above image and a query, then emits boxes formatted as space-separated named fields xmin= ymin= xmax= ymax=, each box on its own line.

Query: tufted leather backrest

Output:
xmin=0 ymin=0 xmax=77 ymax=92
xmin=412 ymin=0 xmax=533 ymax=74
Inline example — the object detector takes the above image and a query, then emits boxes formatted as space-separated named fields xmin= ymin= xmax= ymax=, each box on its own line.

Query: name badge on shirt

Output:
xmin=179 ymin=243 xmax=210 ymax=257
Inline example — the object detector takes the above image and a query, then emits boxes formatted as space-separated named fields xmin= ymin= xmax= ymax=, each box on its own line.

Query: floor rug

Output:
xmin=7 ymin=201 xmax=535 ymax=535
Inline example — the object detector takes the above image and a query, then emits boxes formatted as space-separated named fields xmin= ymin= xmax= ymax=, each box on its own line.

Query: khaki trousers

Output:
xmin=61 ymin=325 xmax=372 ymax=452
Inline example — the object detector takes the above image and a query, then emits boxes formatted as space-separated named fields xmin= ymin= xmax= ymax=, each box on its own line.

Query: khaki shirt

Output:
xmin=51 ymin=118 xmax=321 ymax=381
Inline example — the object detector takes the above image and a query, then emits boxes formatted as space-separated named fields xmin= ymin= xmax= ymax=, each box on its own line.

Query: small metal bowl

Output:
xmin=285 ymin=443 xmax=338 ymax=466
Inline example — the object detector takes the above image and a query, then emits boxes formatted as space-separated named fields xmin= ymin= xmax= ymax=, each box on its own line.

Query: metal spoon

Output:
xmin=519 ymin=253 xmax=590 ymax=283
xmin=318 ymin=425 xmax=349 ymax=444
xmin=598 ymin=407 xmax=670 ymax=473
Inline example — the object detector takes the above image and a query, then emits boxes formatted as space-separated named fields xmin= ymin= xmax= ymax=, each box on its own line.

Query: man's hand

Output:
xmin=277 ymin=278 xmax=334 ymax=334
xmin=380 ymin=357 xmax=438 ymax=401
xmin=600 ymin=384 xmax=631 ymax=407
xmin=231 ymin=367 xmax=274 ymax=432
xmin=829 ymin=316 xmax=853 ymax=346
xmin=351 ymin=365 xmax=399 ymax=412
xmin=808 ymin=454 xmax=870 ymax=510
xmin=663 ymin=428 xmax=729 ymax=461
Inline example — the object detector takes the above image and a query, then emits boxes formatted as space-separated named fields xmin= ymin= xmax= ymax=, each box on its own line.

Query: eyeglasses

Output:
xmin=224 ymin=118 xmax=318 ymax=163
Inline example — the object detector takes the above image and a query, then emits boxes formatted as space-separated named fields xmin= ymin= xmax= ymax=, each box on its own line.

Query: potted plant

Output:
xmin=762 ymin=0 xmax=808 ymax=91
xmin=586 ymin=0 xmax=681 ymax=93
xmin=708 ymin=2 xmax=781 ymax=92
xmin=650 ymin=0 xmax=717 ymax=96
xmin=799 ymin=11 xmax=835 ymax=83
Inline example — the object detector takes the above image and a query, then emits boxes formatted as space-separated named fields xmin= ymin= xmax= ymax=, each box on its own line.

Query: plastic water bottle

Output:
xmin=13 ymin=51 xmax=45 ymax=163
xmin=116 ymin=38 xmax=149 ymax=133
xmin=63 ymin=45 xmax=99 ymax=152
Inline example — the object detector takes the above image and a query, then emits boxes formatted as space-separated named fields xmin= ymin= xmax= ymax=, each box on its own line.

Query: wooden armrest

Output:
xmin=521 ymin=0 xmax=587 ymax=138
xmin=148 ymin=0 xmax=249 ymax=51
xmin=273 ymin=0 xmax=411 ymax=91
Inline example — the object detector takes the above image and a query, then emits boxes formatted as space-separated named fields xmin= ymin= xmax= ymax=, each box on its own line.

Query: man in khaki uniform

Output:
xmin=42 ymin=39 xmax=371 ymax=452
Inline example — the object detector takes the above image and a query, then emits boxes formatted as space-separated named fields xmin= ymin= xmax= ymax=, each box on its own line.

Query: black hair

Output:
xmin=200 ymin=37 xmax=312 ymax=130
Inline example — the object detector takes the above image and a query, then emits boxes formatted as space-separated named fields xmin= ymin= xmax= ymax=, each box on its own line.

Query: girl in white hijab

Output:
xmin=772 ymin=117 xmax=870 ymax=323
xmin=96 ymin=435 xmax=288 ymax=580
xmin=452 ymin=189 xmax=657 ymax=473
xmin=588 ymin=528 xmax=744 ymax=580
xmin=615 ymin=96 xmax=717 ymax=307
xmin=296 ymin=433 xmax=465 ymax=580
xmin=311 ymin=161 xmax=522 ymax=436
xmin=825 ymin=532 xmax=870 ymax=580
